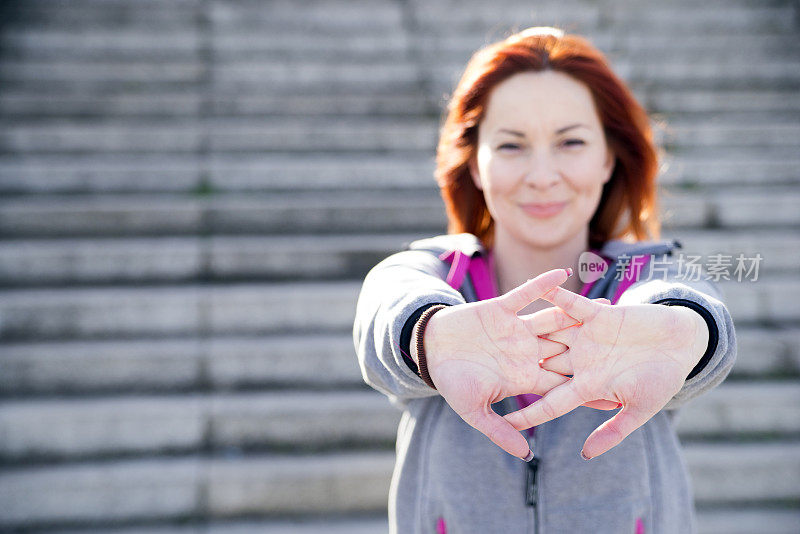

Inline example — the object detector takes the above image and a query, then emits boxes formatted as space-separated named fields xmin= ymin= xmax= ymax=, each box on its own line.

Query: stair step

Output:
xmin=0 ymin=92 xmax=204 ymax=118
xmin=9 ymin=0 xmax=201 ymax=31
xmin=0 ymin=229 xmax=795 ymax=287
xmin=0 ymin=156 xmax=203 ymax=194
xmin=210 ymin=0 xmax=403 ymax=32
xmin=1 ymin=383 xmax=797 ymax=461
xmin=0 ymin=192 xmax=443 ymax=237
xmin=0 ymin=334 xmax=364 ymax=395
xmin=648 ymin=89 xmax=800 ymax=114
xmin=2 ymin=327 xmax=795 ymax=396
xmin=0 ymin=391 xmax=398 ymax=461
xmin=1 ymin=119 xmax=797 ymax=155
xmin=1 ymin=443 xmax=798 ymax=527
xmin=0 ymin=29 xmax=200 ymax=61
xmin=0 ymin=282 xmax=362 ymax=341
xmin=0 ymin=276 xmax=795 ymax=337
xmin=0 ymin=92 xmax=428 ymax=118
xmin=0 ymin=122 xmax=203 ymax=154
xmin=0 ymin=186 xmax=794 ymax=238
xmin=0 ymin=154 xmax=436 ymax=194
xmin=45 ymin=517 xmax=390 ymax=534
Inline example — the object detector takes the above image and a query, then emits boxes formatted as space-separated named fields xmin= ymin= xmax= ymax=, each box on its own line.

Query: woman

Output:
xmin=353 ymin=27 xmax=735 ymax=533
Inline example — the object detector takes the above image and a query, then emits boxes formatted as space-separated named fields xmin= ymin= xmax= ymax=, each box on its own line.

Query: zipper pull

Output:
xmin=525 ymin=456 xmax=539 ymax=507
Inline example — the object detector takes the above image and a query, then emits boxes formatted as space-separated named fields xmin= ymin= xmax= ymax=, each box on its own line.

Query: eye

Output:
xmin=497 ymin=143 xmax=521 ymax=151
xmin=562 ymin=139 xmax=585 ymax=147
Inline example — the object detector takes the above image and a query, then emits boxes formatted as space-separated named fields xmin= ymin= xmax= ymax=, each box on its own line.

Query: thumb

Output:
xmin=466 ymin=406 xmax=532 ymax=460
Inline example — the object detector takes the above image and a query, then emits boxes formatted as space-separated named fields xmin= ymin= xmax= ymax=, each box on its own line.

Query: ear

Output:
xmin=602 ymin=146 xmax=615 ymax=184
xmin=468 ymin=157 xmax=483 ymax=191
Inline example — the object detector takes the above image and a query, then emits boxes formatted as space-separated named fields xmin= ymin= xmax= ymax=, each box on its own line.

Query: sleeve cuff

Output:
xmin=400 ymin=303 xmax=450 ymax=374
xmin=654 ymin=298 xmax=720 ymax=380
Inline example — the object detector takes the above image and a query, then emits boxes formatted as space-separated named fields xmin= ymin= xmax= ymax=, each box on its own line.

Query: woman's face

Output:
xmin=471 ymin=70 xmax=615 ymax=251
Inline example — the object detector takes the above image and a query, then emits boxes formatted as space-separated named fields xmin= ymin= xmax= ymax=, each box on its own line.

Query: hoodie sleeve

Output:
xmin=615 ymin=254 xmax=737 ymax=410
xmin=353 ymin=248 xmax=467 ymax=406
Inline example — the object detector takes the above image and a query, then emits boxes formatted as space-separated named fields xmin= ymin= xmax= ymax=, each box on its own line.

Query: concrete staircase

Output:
xmin=1 ymin=0 xmax=799 ymax=532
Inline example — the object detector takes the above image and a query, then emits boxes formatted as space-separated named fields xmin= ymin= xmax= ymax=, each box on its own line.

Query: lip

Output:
xmin=519 ymin=201 xmax=568 ymax=218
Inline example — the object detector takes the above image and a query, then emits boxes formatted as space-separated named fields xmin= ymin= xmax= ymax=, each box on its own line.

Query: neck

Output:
xmin=492 ymin=228 xmax=589 ymax=297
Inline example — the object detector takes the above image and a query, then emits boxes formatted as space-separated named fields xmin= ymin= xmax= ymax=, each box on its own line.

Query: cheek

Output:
xmin=484 ymin=157 xmax=524 ymax=194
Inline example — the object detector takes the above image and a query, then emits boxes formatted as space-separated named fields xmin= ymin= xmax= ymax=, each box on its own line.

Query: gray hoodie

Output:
xmin=353 ymin=233 xmax=736 ymax=534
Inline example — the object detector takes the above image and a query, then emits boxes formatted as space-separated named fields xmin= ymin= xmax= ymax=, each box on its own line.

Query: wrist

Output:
xmin=412 ymin=304 xmax=449 ymax=389
xmin=672 ymin=306 xmax=710 ymax=372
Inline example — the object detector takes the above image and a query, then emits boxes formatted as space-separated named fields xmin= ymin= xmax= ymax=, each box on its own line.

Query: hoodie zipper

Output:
xmin=525 ymin=430 xmax=540 ymax=534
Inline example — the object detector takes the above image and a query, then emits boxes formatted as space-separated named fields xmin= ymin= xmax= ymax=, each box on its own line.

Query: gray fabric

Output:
xmin=353 ymin=233 xmax=737 ymax=534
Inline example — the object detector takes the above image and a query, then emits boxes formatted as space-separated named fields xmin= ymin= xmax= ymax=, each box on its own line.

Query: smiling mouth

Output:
xmin=520 ymin=201 xmax=568 ymax=218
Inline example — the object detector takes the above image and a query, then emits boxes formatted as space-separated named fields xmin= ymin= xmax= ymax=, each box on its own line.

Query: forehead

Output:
xmin=481 ymin=70 xmax=602 ymax=130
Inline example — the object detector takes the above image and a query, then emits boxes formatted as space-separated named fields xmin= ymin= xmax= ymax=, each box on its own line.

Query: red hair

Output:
xmin=435 ymin=28 xmax=660 ymax=249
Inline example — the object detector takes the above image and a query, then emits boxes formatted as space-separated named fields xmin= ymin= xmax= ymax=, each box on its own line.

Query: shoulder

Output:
xmin=599 ymin=238 xmax=681 ymax=260
xmin=407 ymin=233 xmax=486 ymax=257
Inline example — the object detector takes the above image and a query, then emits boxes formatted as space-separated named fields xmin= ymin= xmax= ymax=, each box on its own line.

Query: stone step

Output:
xmin=717 ymin=277 xmax=800 ymax=324
xmin=419 ymin=33 xmax=800 ymax=59
xmin=0 ymin=155 xmax=203 ymax=194
xmin=695 ymin=509 xmax=800 ymax=534
xmin=45 ymin=517 xmax=390 ymax=534
xmin=0 ymin=276 xmax=797 ymax=341
xmin=1 ymin=118 xmax=797 ymax=155
xmin=2 ymin=327 xmax=795 ymax=396
xmin=646 ymin=89 xmax=800 ymax=115
xmin=0 ymin=452 xmax=393 ymax=528
xmin=0 ymin=391 xmax=399 ymax=461
xmin=0 ymin=92 xmax=428 ymax=118
xmin=206 ymin=118 xmax=438 ymax=153
xmin=0 ymin=234 xmax=418 ymax=286
xmin=429 ymin=59 xmax=800 ymax=94
xmin=7 ymin=0 xmax=202 ymax=30
xmin=0 ymin=122 xmax=203 ymax=154
xmin=2 ymin=382 xmax=797 ymax=462
xmin=0 ymin=92 xmax=204 ymax=118
xmin=658 ymin=155 xmax=800 ymax=187
xmin=0 ymin=281 xmax=362 ymax=341
xmin=1 ymin=186 xmax=795 ymax=238
xmin=0 ymin=191 xmax=442 ymax=237
xmin=212 ymin=61 xmax=422 ymax=95
xmin=0 ymin=153 xmax=796 ymax=194
xmin=0 ymin=229 xmax=796 ymax=287
xmin=0 ymin=29 xmax=200 ymax=61
xmin=210 ymin=0 xmax=404 ymax=32
xmin=411 ymin=2 xmax=797 ymax=34
xmin=0 ymin=60 xmax=204 ymax=87
xmin=0 ymin=334 xmax=365 ymax=396
xmin=1 ymin=443 xmax=798 ymax=528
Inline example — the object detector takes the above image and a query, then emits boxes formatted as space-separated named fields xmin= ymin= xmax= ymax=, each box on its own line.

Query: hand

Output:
xmin=504 ymin=286 xmax=709 ymax=459
xmin=422 ymin=269 xmax=577 ymax=459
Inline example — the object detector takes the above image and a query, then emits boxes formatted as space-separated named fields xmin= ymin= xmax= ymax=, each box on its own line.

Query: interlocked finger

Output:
xmin=520 ymin=306 xmax=580 ymax=335
xmin=540 ymin=286 xmax=599 ymax=322
xmin=539 ymin=351 xmax=572 ymax=374
xmin=500 ymin=269 xmax=570 ymax=313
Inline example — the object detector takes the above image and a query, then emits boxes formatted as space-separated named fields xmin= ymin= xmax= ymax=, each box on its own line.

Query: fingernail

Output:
xmin=565 ymin=267 xmax=573 ymax=277
xmin=616 ymin=402 xmax=623 ymax=409
xmin=523 ymin=450 xmax=534 ymax=462
xmin=580 ymin=450 xmax=591 ymax=461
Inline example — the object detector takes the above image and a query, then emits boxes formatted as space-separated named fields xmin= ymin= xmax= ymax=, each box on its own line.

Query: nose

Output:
xmin=524 ymin=150 xmax=561 ymax=189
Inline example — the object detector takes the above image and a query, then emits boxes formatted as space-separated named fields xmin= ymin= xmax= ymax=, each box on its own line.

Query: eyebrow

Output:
xmin=498 ymin=123 xmax=588 ymax=137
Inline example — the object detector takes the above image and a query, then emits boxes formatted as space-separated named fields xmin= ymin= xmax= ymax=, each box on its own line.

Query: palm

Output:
xmin=504 ymin=290 xmax=705 ymax=459
xmin=422 ymin=269 xmax=576 ymax=459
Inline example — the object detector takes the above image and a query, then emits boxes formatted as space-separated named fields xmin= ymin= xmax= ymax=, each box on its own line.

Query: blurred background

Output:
xmin=0 ymin=0 xmax=798 ymax=532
